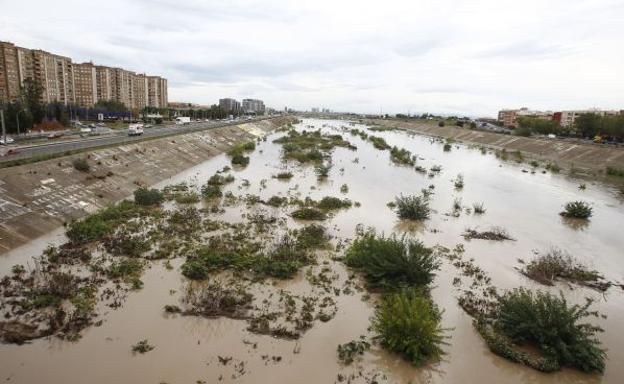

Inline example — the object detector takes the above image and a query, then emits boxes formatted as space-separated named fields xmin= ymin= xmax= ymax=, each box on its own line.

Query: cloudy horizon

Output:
xmin=2 ymin=0 xmax=623 ymax=117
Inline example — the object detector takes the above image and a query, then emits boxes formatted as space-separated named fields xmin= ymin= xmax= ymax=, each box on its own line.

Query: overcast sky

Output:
xmin=1 ymin=0 xmax=623 ymax=116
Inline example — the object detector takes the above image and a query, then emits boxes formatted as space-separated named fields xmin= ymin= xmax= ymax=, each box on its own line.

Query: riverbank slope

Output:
xmin=0 ymin=116 xmax=295 ymax=254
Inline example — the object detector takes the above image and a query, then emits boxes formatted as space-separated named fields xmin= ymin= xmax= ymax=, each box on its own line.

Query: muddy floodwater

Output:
xmin=1 ymin=118 xmax=623 ymax=383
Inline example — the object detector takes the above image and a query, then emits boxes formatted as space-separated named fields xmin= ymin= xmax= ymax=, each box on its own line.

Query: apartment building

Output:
xmin=0 ymin=40 xmax=168 ymax=109
xmin=147 ymin=76 xmax=167 ymax=108
xmin=498 ymin=108 xmax=553 ymax=128
xmin=242 ymin=98 xmax=265 ymax=114
xmin=73 ymin=62 xmax=98 ymax=107
xmin=219 ymin=98 xmax=240 ymax=113
xmin=556 ymin=109 xmax=621 ymax=127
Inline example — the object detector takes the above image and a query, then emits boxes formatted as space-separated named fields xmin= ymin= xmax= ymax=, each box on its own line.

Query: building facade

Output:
xmin=499 ymin=107 xmax=622 ymax=128
xmin=219 ymin=98 xmax=240 ymax=113
xmin=242 ymin=98 xmax=265 ymax=114
xmin=0 ymin=40 xmax=168 ymax=109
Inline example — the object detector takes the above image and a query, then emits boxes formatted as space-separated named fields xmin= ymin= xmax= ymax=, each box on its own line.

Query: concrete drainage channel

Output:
xmin=0 ymin=116 xmax=297 ymax=253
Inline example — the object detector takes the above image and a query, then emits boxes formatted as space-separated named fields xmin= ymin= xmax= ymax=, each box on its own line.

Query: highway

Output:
xmin=0 ymin=116 xmax=274 ymax=164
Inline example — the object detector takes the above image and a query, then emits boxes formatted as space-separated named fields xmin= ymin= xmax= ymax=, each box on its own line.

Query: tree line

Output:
xmin=517 ymin=114 xmax=624 ymax=140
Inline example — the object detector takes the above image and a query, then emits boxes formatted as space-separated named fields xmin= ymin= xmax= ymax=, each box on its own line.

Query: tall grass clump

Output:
xmin=491 ymin=288 xmax=606 ymax=373
xmin=454 ymin=174 xmax=464 ymax=190
xmin=344 ymin=232 xmax=439 ymax=289
xmin=560 ymin=201 xmax=592 ymax=219
xmin=472 ymin=202 xmax=486 ymax=214
xmin=394 ymin=194 xmax=430 ymax=220
xmin=523 ymin=248 xmax=603 ymax=288
xmin=372 ymin=287 xmax=446 ymax=366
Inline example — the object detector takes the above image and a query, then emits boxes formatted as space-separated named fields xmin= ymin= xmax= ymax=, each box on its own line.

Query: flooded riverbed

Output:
xmin=1 ymin=118 xmax=623 ymax=383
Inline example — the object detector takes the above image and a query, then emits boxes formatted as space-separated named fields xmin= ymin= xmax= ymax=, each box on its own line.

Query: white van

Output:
xmin=128 ymin=124 xmax=144 ymax=136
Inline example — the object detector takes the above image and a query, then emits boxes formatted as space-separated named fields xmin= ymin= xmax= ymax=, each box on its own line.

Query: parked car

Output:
xmin=0 ymin=136 xmax=15 ymax=145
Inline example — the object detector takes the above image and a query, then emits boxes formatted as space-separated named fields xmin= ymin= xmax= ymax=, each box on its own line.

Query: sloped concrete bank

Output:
xmin=368 ymin=119 xmax=624 ymax=174
xmin=0 ymin=116 xmax=296 ymax=254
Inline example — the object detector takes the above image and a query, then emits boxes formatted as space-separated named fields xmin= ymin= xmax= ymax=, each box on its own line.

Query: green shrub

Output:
xmin=231 ymin=154 xmax=250 ymax=166
xmin=181 ymin=259 xmax=210 ymax=280
xmin=492 ymin=288 xmax=606 ymax=373
xmin=546 ymin=162 xmax=560 ymax=173
xmin=275 ymin=172 xmax=293 ymax=179
xmin=390 ymin=147 xmax=415 ymax=165
xmin=207 ymin=174 xmax=234 ymax=186
xmin=443 ymin=143 xmax=452 ymax=152
xmin=317 ymin=196 xmax=352 ymax=210
xmin=242 ymin=141 xmax=256 ymax=151
xmin=201 ymin=184 xmax=223 ymax=199
xmin=372 ymin=288 xmax=446 ymax=366
xmin=606 ymin=166 xmax=624 ymax=177
xmin=438 ymin=121 xmax=445 ymax=127
xmin=134 ymin=188 xmax=164 ymax=206
xmin=107 ymin=259 xmax=144 ymax=280
xmin=291 ymin=207 xmax=327 ymax=220
xmin=560 ymin=201 xmax=592 ymax=219
xmin=337 ymin=337 xmax=371 ymax=365
xmin=394 ymin=195 xmax=430 ymax=220
xmin=66 ymin=215 xmax=112 ymax=244
xmin=369 ymin=136 xmax=390 ymax=150
xmin=227 ymin=141 xmax=256 ymax=157
xmin=72 ymin=158 xmax=90 ymax=172
xmin=175 ymin=192 xmax=200 ymax=204
xmin=264 ymin=195 xmax=285 ymax=207
xmin=344 ymin=232 xmax=439 ymax=289
xmin=295 ymin=224 xmax=330 ymax=249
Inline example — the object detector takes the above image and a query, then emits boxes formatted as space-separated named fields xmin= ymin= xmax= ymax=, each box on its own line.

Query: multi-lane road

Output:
xmin=0 ymin=116 xmax=274 ymax=163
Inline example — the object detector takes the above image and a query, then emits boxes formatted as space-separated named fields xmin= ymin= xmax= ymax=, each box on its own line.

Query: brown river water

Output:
xmin=1 ymin=118 xmax=623 ymax=383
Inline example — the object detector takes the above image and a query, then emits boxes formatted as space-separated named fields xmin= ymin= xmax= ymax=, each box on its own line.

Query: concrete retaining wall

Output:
xmin=369 ymin=119 xmax=624 ymax=173
xmin=0 ymin=116 xmax=296 ymax=254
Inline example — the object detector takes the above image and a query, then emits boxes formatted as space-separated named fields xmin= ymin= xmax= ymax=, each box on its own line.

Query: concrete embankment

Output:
xmin=0 ymin=116 xmax=296 ymax=254
xmin=369 ymin=119 xmax=624 ymax=174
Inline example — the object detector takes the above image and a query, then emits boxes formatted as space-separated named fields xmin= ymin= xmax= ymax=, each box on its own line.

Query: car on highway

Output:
xmin=47 ymin=132 xmax=64 ymax=139
xmin=0 ymin=136 xmax=15 ymax=145
xmin=175 ymin=117 xmax=191 ymax=125
xmin=128 ymin=124 xmax=144 ymax=136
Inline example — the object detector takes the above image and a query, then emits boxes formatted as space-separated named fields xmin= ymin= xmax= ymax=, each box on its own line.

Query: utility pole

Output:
xmin=1 ymin=109 xmax=6 ymax=144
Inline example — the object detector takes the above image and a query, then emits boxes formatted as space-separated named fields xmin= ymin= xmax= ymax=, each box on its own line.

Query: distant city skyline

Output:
xmin=2 ymin=0 xmax=623 ymax=117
